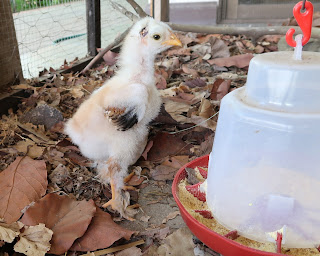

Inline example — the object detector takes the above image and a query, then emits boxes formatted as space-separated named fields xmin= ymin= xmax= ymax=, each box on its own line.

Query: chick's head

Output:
xmin=129 ymin=17 xmax=182 ymax=54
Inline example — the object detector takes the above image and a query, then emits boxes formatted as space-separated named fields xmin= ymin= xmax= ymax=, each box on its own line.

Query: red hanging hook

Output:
xmin=286 ymin=1 xmax=313 ymax=47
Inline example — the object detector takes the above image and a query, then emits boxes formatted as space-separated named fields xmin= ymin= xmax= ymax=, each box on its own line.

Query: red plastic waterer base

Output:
xmin=172 ymin=154 xmax=281 ymax=256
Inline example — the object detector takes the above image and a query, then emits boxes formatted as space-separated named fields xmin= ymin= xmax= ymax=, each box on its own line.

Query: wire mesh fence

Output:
xmin=10 ymin=0 xmax=148 ymax=79
xmin=12 ymin=0 xmax=86 ymax=78
xmin=101 ymin=0 xmax=148 ymax=48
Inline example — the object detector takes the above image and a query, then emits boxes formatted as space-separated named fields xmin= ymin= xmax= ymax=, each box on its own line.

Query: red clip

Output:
xmin=286 ymin=1 xmax=313 ymax=47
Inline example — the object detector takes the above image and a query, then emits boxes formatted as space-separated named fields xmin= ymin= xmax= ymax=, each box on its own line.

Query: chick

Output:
xmin=65 ymin=17 xmax=182 ymax=220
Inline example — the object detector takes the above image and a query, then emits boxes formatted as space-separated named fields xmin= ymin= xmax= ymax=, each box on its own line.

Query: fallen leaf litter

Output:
xmin=0 ymin=29 xmax=302 ymax=255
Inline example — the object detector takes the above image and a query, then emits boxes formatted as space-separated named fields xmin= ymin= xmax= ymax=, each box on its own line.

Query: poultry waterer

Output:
xmin=206 ymin=1 xmax=320 ymax=249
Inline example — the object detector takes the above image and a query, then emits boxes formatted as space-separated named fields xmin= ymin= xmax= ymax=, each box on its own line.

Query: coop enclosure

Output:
xmin=218 ymin=0 xmax=320 ymax=23
xmin=1 ymin=0 xmax=319 ymax=92
xmin=1 ymin=0 xmax=148 ymax=91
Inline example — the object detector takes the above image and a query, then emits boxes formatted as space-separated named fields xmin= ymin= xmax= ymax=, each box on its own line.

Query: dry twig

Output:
xmin=109 ymin=1 xmax=139 ymax=22
xmin=126 ymin=0 xmax=148 ymax=18
xmin=80 ymin=239 xmax=144 ymax=256
xmin=81 ymin=27 xmax=130 ymax=74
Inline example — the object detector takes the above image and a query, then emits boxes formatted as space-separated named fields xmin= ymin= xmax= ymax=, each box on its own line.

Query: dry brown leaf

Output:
xmin=152 ymin=105 xmax=180 ymax=125
xmin=139 ymin=227 xmax=170 ymax=240
xmin=101 ymin=50 xmax=119 ymax=66
xmin=176 ymin=92 xmax=195 ymax=103
xmin=161 ymin=155 xmax=189 ymax=170
xmin=141 ymin=140 xmax=153 ymax=161
xmin=13 ymin=139 xmax=34 ymax=151
xmin=184 ymin=78 xmax=206 ymax=88
xmin=167 ymin=47 xmax=191 ymax=56
xmin=236 ymin=41 xmax=245 ymax=51
xmin=190 ymin=44 xmax=211 ymax=56
xmin=150 ymin=155 xmax=189 ymax=181
xmin=45 ymin=147 xmax=66 ymax=166
xmin=0 ymin=157 xmax=47 ymax=223
xmin=150 ymin=165 xmax=177 ymax=181
xmin=155 ymin=74 xmax=167 ymax=89
xmin=177 ymin=33 xmax=197 ymax=46
xmin=197 ymin=134 xmax=214 ymax=156
xmin=147 ymin=132 xmax=191 ymax=162
xmin=70 ymin=86 xmax=85 ymax=99
xmin=70 ymin=207 xmax=134 ymax=252
xmin=49 ymin=121 xmax=65 ymax=134
xmin=28 ymin=145 xmax=45 ymax=159
xmin=210 ymin=78 xmax=224 ymax=100
xmin=255 ymin=45 xmax=265 ymax=54
xmin=182 ymin=64 xmax=199 ymax=77
xmin=197 ymin=33 xmax=221 ymax=44
xmin=259 ymin=35 xmax=283 ymax=43
xmin=216 ymin=80 xmax=231 ymax=100
xmin=156 ymin=228 xmax=195 ymax=255
xmin=157 ymin=56 xmax=180 ymax=70
xmin=49 ymin=164 xmax=70 ymax=185
xmin=185 ymin=167 xmax=199 ymax=185
xmin=196 ymin=98 xmax=215 ymax=117
xmin=209 ymin=36 xmax=230 ymax=59
xmin=163 ymin=100 xmax=190 ymax=124
xmin=162 ymin=211 xmax=180 ymax=224
xmin=115 ymin=247 xmax=142 ymax=256
xmin=190 ymin=99 xmax=217 ymax=130
xmin=20 ymin=194 xmax=96 ymax=255
xmin=207 ymin=54 xmax=254 ymax=68
xmin=0 ymin=219 xmax=24 ymax=243
xmin=14 ymin=224 xmax=53 ymax=256
xmin=127 ymin=175 xmax=145 ymax=186
xmin=243 ymin=39 xmax=255 ymax=50
xmin=140 ymin=215 xmax=151 ymax=223
xmin=65 ymin=151 xmax=91 ymax=167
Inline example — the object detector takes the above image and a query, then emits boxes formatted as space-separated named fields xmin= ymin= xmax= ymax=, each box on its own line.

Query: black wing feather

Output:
xmin=112 ymin=108 xmax=138 ymax=131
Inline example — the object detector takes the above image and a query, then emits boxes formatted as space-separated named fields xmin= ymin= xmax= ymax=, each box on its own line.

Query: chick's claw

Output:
xmin=102 ymin=186 xmax=137 ymax=221
xmin=123 ymin=185 xmax=137 ymax=191
xmin=102 ymin=198 xmax=136 ymax=222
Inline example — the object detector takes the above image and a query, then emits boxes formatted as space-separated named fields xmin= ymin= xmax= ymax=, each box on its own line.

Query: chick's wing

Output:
xmin=104 ymin=106 xmax=138 ymax=131
xmin=98 ymin=82 xmax=149 ymax=131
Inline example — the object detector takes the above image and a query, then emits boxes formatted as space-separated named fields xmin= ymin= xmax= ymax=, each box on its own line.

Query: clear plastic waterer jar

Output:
xmin=206 ymin=49 xmax=320 ymax=248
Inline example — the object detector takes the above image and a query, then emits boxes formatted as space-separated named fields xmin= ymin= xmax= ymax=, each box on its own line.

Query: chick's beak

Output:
xmin=162 ymin=32 xmax=182 ymax=47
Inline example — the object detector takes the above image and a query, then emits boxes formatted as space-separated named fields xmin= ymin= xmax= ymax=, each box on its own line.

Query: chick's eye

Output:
xmin=153 ymin=34 xmax=161 ymax=40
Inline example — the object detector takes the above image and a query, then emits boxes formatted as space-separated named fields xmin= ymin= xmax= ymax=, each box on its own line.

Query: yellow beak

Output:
xmin=162 ymin=32 xmax=183 ymax=47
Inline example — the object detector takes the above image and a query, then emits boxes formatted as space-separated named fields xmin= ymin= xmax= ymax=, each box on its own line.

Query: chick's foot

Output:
xmin=102 ymin=187 xmax=137 ymax=221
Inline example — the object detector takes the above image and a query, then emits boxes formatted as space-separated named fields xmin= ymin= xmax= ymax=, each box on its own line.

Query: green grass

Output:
xmin=11 ymin=0 xmax=78 ymax=13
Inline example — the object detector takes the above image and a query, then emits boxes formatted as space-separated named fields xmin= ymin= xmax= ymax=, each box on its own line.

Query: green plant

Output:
xmin=11 ymin=0 xmax=73 ymax=13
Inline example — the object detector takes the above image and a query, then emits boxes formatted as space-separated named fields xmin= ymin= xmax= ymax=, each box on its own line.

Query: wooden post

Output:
xmin=154 ymin=0 xmax=169 ymax=22
xmin=0 ymin=0 xmax=23 ymax=89
xmin=86 ymin=0 xmax=101 ymax=56
xmin=150 ymin=0 xmax=154 ymax=17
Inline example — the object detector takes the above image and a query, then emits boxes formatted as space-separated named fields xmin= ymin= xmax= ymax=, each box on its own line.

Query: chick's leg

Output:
xmin=99 ymin=159 xmax=137 ymax=221
xmin=102 ymin=179 xmax=116 ymax=208
xmin=102 ymin=179 xmax=133 ymax=208
xmin=102 ymin=179 xmax=136 ymax=221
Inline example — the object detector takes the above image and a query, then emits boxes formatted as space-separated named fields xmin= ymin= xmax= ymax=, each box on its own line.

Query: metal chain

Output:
xmin=301 ymin=0 xmax=307 ymax=11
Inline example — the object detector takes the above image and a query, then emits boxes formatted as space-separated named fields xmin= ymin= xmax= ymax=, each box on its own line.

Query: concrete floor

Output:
xmin=120 ymin=181 xmax=186 ymax=232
